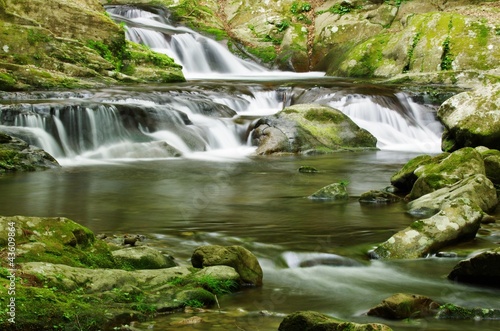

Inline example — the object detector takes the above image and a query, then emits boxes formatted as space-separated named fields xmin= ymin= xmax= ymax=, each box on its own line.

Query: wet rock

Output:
xmin=408 ymin=174 xmax=498 ymax=214
xmin=359 ymin=190 xmax=401 ymax=204
xmin=252 ymin=104 xmax=377 ymax=155
xmin=438 ymin=84 xmax=500 ymax=152
xmin=111 ymin=245 xmax=177 ymax=269
xmin=278 ymin=311 xmax=393 ymax=331
xmin=448 ymin=247 xmax=500 ymax=287
xmin=367 ymin=293 xmax=440 ymax=320
xmin=0 ymin=132 xmax=60 ymax=173
xmin=298 ymin=165 xmax=318 ymax=173
xmin=371 ymin=198 xmax=483 ymax=259
xmin=309 ymin=182 xmax=349 ymax=201
xmin=436 ymin=304 xmax=500 ymax=320
xmin=476 ymin=147 xmax=500 ymax=185
xmin=191 ymin=245 xmax=263 ymax=286
xmin=408 ymin=147 xmax=485 ymax=200
xmin=390 ymin=154 xmax=435 ymax=192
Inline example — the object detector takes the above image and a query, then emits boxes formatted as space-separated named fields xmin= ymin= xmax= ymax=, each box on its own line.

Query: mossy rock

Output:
xmin=367 ymin=293 xmax=440 ymax=320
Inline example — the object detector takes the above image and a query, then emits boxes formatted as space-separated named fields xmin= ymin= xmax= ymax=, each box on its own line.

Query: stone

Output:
xmin=191 ymin=245 xmax=263 ymax=286
xmin=448 ymin=247 xmax=500 ymax=287
xmin=390 ymin=154 xmax=434 ymax=192
xmin=438 ymin=84 xmax=500 ymax=152
xmin=309 ymin=182 xmax=349 ymax=201
xmin=359 ymin=190 xmax=401 ymax=204
xmin=367 ymin=293 xmax=440 ymax=319
xmin=278 ymin=311 xmax=393 ymax=331
xmin=408 ymin=174 xmax=498 ymax=214
xmin=111 ymin=245 xmax=177 ymax=270
xmin=371 ymin=198 xmax=483 ymax=259
xmin=252 ymin=104 xmax=377 ymax=155
xmin=477 ymin=147 xmax=500 ymax=185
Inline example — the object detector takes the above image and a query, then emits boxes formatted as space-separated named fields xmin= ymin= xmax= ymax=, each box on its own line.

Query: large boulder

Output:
xmin=370 ymin=198 xmax=483 ymax=259
xmin=408 ymin=147 xmax=485 ymax=200
xmin=408 ymin=174 xmax=498 ymax=215
xmin=251 ymin=104 xmax=377 ymax=155
xmin=278 ymin=311 xmax=393 ymax=331
xmin=390 ymin=154 xmax=439 ymax=192
xmin=367 ymin=293 xmax=440 ymax=320
xmin=111 ymin=245 xmax=177 ymax=269
xmin=438 ymin=84 xmax=500 ymax=152
xmin=448 ymin=247 xmax=500 ymax=287
xmin=476 ymin=147 xmax=500 ymax=185
xmin=191 ymin=245 xmax=263 ymax=286
xmin=0 ymin=132 xmax=60 ymax=173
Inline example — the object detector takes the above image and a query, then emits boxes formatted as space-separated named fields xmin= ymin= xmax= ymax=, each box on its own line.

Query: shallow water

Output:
xmin=1 ymin=151 xmax=499 ymax=330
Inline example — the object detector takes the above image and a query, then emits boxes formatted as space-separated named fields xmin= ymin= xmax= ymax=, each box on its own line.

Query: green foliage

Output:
xmin=195 ymin=275 xmax=238 ymax=296
xmin=339 ymin=180 xmax=350 ymax=187
xmin=403 ymin=32 xmax=422 ymax=73
xmin=247 ymin=46 xmax=277 ymax=63
xmin=184 ymin=299 xmax=204 ymax=308
xmin=27 ymin=29 xmax=52 ymax=45
xmin=385 ymin=0 xmax=410 ymax=6
xmin=276 ymin=20 xmax=291 ymax=32
xmin=440 ymin=37 xmax=454 ymax=70
xmin=290 ymin=2 xmax=312 ymax=15
xmin=325 ymin=3 xmax=354 ymax=16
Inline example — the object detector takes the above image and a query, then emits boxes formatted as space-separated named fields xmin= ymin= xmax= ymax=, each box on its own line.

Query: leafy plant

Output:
xmin=440 ymin=37 xmax=454 ymax=70
xmin=184 ymin=299 xmax=204 ymax=308
xmin=195 ymin=275 xmax=238 ymax=296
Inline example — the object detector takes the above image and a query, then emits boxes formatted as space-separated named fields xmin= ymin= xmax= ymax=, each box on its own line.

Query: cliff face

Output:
xmin=0 ymin=0 xmax=184 ymax=91
xmin=113 ymin=0 xmax=500 ymax=86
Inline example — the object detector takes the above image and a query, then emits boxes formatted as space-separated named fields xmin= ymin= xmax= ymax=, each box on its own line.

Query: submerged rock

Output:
xmin=191 ymin=245 xmax=263 ymax=286
xmin=438 ymin=84 xmax=500 ymax=152
xmin=309 ymin=182 xmax=349 ymax=201
xmin=448 ymin=247 xmax=500 ymax=287
xmin=278 ymin=311 xmax=393 ymax=331
xmin=371 ymin=198 xmax=483 ymax=259
xmin=0 ymin=132 xmax=60 ymax=173
xmin=251 ymin=104 xmax=377 ymax=155
xmin=359 ymin=190 xmax=401 ymax=204
xmin=367 ymin=293 xmax=440 ymax=320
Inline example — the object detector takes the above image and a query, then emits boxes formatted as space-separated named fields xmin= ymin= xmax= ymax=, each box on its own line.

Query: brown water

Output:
xmin=1 ymin=151 xmax=499 ymax=330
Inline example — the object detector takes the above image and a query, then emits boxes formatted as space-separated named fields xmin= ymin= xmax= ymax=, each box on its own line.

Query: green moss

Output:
xmin=471 ymin=22 xmax=490 ymax=47
xmin=304 ymin=109 xmax=344 ymax=123
xmin=246 ymin=45 xmax=277 ymax=63
xmin=440 ymin=37 xmax=454 ymax=71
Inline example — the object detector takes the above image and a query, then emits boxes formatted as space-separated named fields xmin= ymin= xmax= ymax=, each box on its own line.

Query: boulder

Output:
xmin=251 ymin=104 xmax=377 ymax=155
xmin=191 ymin=245 xmax=263 ymax=286
xmin=359 ymin=190 xmax=401 ymax=204
xmin=367 ymin=293 xmax=440 ymax=320
xmin=278 ymin=311 xmax=393 ymax=331
xmin=408 ymin=147 xmax=485 ymax=200
xmin=390 ymin=154 xmax=436 ymax=192
xmin=111 ymin=245 xmax=177 ymax=270
xmin=448 ymin=247 xmax=500 ymax=287
xmin=0 ymin=132 xmax=60 ymax=173
xmin=436 ymin=303 xmax=500 ymax=320
xmin=408 ymin=174 xmax=498 ymax=215
xmin=438 ymin=84 xmax=500 ymax=152
xmin=309 ymin=182 xmax=349 ymax=201
xmin=371 ymin=198 xmax=483 ymax=259
xmin=476 ymin=147 xmax=500 ymax=185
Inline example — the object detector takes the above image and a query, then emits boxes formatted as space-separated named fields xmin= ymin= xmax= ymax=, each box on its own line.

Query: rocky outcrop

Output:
xmin=438 ymin=84 xmax=500 ymax=152
xmin=191 ymin=245 xmax=263 ymax=286
xmin=370 ymin=198 xmax=483 ymax=259
xmin=367 ymin=293 xmax=440 ymax=320
xmin=0 ymin=0 xmax=184 ymax=90
xmin=448 ymin=247 xmax=500 ymax=287
xmin=278 ymin=311 xmax=393 ymax=331
xmin=0 ymin=132 xmax=60 ymax=173
xmin=251 ymin=104 xmax=377 ymax=155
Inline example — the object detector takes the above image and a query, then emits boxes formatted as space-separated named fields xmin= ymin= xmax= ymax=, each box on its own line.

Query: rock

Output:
xmin=371 ymin=198 xmax=483 ymax=259
xmin=367 ymin=293 xmax=440 ymax=320
xmin=278 ymin=311 xmax=393 ymax=331
xmin=111 ymin=245 xmax=177 ymax=270
xmin=476 ymin=147 xmax=500 ymax=185
xmin=436 ymin=303 xmax=500 ymax=320
xmin=191 ymin=265 xmax=241 ymax=284
xmin=298 ymin=165 xmax=318 ymax=173
xmin=359 ymin=190 xmax=401 ymax=204
xmin=448 ymin=247 xmax=500 ymax=287
xmin=0 ymin=132 xmax=60 ymax=173
xmin=408 ymin=147 xmax=485 ymax=200
xmin=191 ymin=245 xmax=263 ymax=286
xmin=309 ymin=182 xmax=349 ymax=201
xmin=438 ymin=84 xmax=500 ymax=152
xmin=252 ymin=104 xmax=377 ymax=155
xmin=408 ymin=174 xmax=498 ymax=215
xmin=390 ymin=154 xmax=435 ymax=192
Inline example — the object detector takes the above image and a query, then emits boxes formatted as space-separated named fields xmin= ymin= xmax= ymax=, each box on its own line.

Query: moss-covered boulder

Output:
xmin=408 ymin=147 xmax=485 ymax=200
xmin=390 ymin=154 xmax=436 ymax=192
xmin=448 ymin=247 xmax=500 ymax=287
xmin=359 ymin=190 xmax=401 ymax=204
xmin=438 ymin=84 xmax=500 ymax=152
xmin=370 ymin=198 xmax=484 ymax=259
xmin=0 ymin=0 xmax=184 ymax=90
xmin=367 ymin=293 xmax=440 ymax=320
xmin=477 ymin=147 xmax=500 ymax=185
xmin=251 ymin=104 xmax=377 ymax=155
xmin=0 ymin=132 xmax=60 ymax=173
xmin=309 ymin=182 xmax=349 ymax=201
xmin=111 ymin=245 xmax=177 ymax=269
xmin=191 ymin=245 xmax=263 ymax=286
xmin=278 ymin=310 xmax=393 ymax=331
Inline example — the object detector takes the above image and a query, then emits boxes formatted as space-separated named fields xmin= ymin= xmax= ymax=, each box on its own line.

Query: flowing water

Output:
xmin=0 ymin=5 xmax=499 ymax=331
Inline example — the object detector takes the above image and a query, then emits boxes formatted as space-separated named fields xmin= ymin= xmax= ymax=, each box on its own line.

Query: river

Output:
xmin=0 ymin=5 xmax=499 ymax=331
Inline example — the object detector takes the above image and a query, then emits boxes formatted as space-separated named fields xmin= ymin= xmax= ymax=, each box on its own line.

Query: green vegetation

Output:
xmin=246 ymin=46 xmax=277 ymax=63
xmin=403 ymin=32 xmax=422 ymax=73
xmin=440 ymin=37 xmax=454 ymax=70
xmin=304 ymin=109 xmax=344 ymax=123
xmin=385 ymin=0 xmax=410 ymax=6
xmin=290 ymin=2 xmax=312 ymax=15
xmin=195 ymin=275 xmax=238 ymax=296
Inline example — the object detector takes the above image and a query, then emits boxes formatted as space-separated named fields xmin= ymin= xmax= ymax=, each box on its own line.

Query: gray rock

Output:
xmin=359 ymin=190 xmax=401 ymax=204
xmin=371 ymin=198 xmax=483 ymax=259
xmin=408 ymin=174 xmax=498 ymax=214
xmin=309 ymin=182 xmax=349 ymax=201
xmin=448 ymin=248 xmax=500 ymax=287
xmin=112 ymin=245 xmax=177 ymax=270
xmin=438 ymin=84 xmax=500 ymax=152
xmin=191 ymin=245 xmax=263 ymax=286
